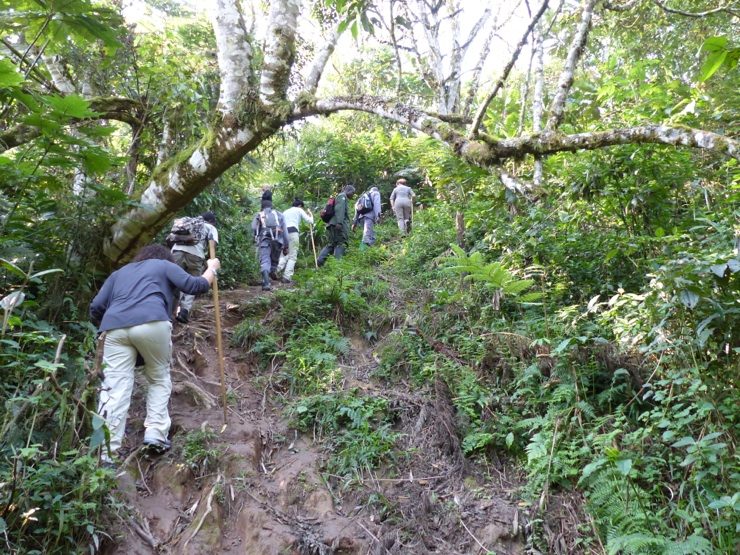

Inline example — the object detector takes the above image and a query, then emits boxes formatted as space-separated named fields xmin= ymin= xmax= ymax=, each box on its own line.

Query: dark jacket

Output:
xmin=90 ymin=259 xmax=209 ymax=331
xmin=328 ymin=192 xmax=349 ymax=233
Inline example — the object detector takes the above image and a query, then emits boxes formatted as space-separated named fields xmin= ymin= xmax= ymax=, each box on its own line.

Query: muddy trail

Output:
xmin=103 ymin=283 xmax=580 ymax=554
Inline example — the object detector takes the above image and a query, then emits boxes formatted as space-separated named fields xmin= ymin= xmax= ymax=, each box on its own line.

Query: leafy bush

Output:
xmin=290 ymin=391 xmax=399 ymax=477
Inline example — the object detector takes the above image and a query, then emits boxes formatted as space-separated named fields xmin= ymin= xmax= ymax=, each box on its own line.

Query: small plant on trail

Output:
xmin=290 ymin=390 xmax=399 ymax=478
xmin=282 ymin=322 xmax=350 ymax=394
xmin=182 ymin=428 xmax=223 ymax=477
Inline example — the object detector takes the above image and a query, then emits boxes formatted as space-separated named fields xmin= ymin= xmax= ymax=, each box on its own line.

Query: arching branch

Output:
xmin=652 ymin=0 xmax=739 ymax=18
xmin=0 ymin=97 xmax=144 ymax=153
xmin=303 ymin=25 xmax=342 ymax=96
xmin=293 ymin=95 xmax=739 ymax=164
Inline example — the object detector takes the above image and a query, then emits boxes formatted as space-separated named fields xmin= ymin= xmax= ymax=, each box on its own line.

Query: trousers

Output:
xmin=359 ymin=216 xmax=376 ymax=245
xmin=97 ymin=321 xmax=172 ymax=458
xmin=393 ymin=200 xmax=412 ymax=234
xmin=277 ymin=232 xmax=300 ymax=279
xmin=171 ymin=250 xmax=204 ymax=310
xmin=317 ymin=224 xmax=348 ymax=265
xmin=257 ymin=236 xmax=283 ymax=273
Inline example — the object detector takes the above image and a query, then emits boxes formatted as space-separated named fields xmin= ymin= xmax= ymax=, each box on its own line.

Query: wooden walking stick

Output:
xmin=209 ymin=240 xmax=228 ymax=425
xmin=309 ymin=224 xmax=319 ymax=269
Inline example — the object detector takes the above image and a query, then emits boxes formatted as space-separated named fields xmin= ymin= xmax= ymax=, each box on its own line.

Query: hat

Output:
xmin=343 ymin=185 xmax=356 ymax=196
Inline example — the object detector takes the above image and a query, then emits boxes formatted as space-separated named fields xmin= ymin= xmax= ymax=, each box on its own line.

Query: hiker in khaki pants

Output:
xmin=90 ymin=245 xmax=219 ymax=466
xmin=390 ymin=178 xmax=414 ymax=234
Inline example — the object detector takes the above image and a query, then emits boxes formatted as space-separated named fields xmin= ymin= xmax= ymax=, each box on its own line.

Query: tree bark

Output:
xmin=545 ymin=0 xmax=599 ymax=131
xmin=259 ymin=0 xmax=300 ymax=106
xmin=209 ymin=0 xmax=253 ymax=114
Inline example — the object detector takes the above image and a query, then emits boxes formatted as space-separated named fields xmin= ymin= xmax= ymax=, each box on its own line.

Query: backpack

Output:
xmin=320 ymin=197 xmax=336 ymax=223
xmin=356 ymin=191 xmax=374 ymax=215
xmin=258 ymin=208 xmax=281 ymax=238
xmin=167 ymin=216 xmax=206 ymax=246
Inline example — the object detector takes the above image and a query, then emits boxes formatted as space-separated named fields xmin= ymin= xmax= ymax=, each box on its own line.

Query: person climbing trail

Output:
xmin=90 ymin=245 xmax=220 ymax=466
xmin=276 ymin=198 xmax=314 ymax=284
xmin=352 ymin=185 xmax=382 ymax=249
xmin=168 ymin=210 xmax=219 ymax=323
xmin=390 ymin=178 xmax=415 ymax=235
xmin=251 ymin=193 xmax=289 ymax=291
xmin=317 ymin=185 xmax=355 ymax=265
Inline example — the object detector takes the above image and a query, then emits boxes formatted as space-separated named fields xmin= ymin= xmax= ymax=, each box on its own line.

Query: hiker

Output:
xmin=276 ymin=198 xmax=314 ymax=284
xmin=389 ymin=178 xmax=415 ymax=234
xmin=169 ymin=211 xmax=219 ymax=323
xmin=251 ymin=195 xmax=289 ymax=291
xmin=90 ymin=245 xmax=220 ymax=464
xmin=352 ymin=186 xmax=382 ymax=249
xmin=317 ymin=185 xmax=355 ymax=266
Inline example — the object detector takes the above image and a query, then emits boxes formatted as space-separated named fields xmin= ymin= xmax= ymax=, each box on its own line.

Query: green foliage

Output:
xmin=444 ymin=244 xmax=541 ymax=305
xmin=291 ymin=390 xmax=399 ymax=477
xmin=181 ymin=428 xmax=223 ymax=477
xmin=282 ymin=322 xmax=350 ymax=394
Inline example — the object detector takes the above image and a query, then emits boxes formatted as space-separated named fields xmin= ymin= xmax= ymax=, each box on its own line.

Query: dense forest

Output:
xmin=1 ymin=0 xmax=737 ymax=553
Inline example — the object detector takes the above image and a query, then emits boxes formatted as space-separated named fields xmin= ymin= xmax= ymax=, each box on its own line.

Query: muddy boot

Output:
xmin=261 ymin=270 xmax=272 ymax=291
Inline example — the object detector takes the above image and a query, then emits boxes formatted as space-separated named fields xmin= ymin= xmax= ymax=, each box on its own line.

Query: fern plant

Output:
xmin=443 ymin=244 xmax=541 ymax=309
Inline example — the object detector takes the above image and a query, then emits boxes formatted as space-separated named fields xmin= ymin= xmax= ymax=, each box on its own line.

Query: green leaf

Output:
xmin=505 ymin=432 xmax=514 ymax=448
xmin=46 ymin=94 xmax=95 ymax=119
xmin=671 ymin=436 xmax=695 ymax=448
xmin=0 ymin=58 xmax=24 ymax=87
xmin=615 ymin=458 xmax=632 ymax=476
xmin=678 ymin=290 xmax=699 ymax=309
xmin=699 ymin=50 xmax=728 ymax=82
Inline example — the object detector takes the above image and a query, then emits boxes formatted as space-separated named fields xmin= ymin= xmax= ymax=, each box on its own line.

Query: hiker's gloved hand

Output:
xmin=282 ymin=246 xmax=289 ymax=256
xmin=207 ymin=258 xmax=221 ymax=273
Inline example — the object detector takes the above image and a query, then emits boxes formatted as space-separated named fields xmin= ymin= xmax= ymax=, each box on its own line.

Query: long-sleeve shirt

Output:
xmin=90 ymin=259 xmax=209 ymax=331
xmin=282 ymin=206 xmax=314 ymax=233
xmin=390 ymin=184 xmax=414 ymax=206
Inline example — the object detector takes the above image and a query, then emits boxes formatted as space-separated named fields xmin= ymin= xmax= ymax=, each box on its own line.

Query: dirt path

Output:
xmin=103 ymin=284 xmax=534 ymax=554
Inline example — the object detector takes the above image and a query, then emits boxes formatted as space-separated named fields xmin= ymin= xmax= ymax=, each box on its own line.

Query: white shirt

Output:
xmin=171 ymin=222 xmax=218 ymax=258
xmin=282 ymin=207 xmax=314 ymax=232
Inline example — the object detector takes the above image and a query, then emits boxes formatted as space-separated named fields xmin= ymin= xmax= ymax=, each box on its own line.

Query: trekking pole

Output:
xmin=309 ymin=224 xmax=319 ymax=269
xmin=208 ymin=240 xmax=228 ymax=426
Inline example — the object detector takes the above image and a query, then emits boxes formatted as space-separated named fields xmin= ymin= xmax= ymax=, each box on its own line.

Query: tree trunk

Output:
xmin=455 ymin=211 xmax=465 ymax=248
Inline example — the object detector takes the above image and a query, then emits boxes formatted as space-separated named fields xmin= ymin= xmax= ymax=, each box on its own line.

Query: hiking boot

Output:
xmin=141 ymin=438 xmax=171 ymax=456
xmin=176 ymin=308 xmax=189 ymax=324
xmin=280 ymin=277 xmax=294 ymax=284
xmin=269 ymin=271 xmax=278 ymax=281
xmin=261 ymin=270 xmax=272 ymax=291
xmin=100 ymin=458 xmax=118 ymax=470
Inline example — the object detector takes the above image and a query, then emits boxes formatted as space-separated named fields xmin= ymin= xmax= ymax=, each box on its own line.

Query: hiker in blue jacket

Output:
xmin=90 ymin=244 xmax=220 ymax=465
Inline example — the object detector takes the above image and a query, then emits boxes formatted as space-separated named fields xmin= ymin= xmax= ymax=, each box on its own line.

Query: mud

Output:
xmin=102 ymin=286 xmax=587 ymax=554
